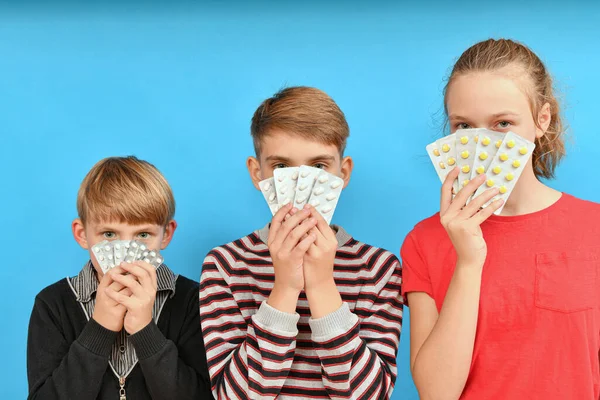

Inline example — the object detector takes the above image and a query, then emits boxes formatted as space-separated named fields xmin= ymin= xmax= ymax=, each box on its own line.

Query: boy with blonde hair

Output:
xmin=200 ymin=87 xmax=404 ymax=399
xmin=27 ymin=156 xmax=212 ymax=399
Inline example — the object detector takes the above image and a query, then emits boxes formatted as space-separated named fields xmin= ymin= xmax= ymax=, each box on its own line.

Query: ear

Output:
xmin=340 ymin=156 xmax=354 ymax=189
xmin=247 ymin=156 xmax=263 ymax=190
xmin=72 ymin=218 xmax=89 ymax=249
xmin=536 ymin=102 xmax=552 ymax=138
xmin=160 ymin=220 xmax=178 ymax=250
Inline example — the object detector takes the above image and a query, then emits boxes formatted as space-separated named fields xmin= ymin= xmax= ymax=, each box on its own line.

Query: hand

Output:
xmin=302 ymin=205 xmax=338 ymax=291
xmin=440 ymin=168 xmax=504 ymax=267
xmin=268 ymin=203 xmax=317 ymax=294
xmin=106 ymin=261 xmax=157 ymax=334
xmin=92 ymin=266 xmax=131 ymax=332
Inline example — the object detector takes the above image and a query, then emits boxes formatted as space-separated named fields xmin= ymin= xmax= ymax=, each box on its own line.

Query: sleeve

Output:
xmin=130 ymin=283 xmax=213 ymax=400
xmin=309 ymin=251 xmax=404 ymax=400
xmin=400 ymin=229 xmax=433 ymax=300
xmin=27 ymin=296 xmax=117 ymax=399
xmin=200 ymin=248 xmax=299 ymax=400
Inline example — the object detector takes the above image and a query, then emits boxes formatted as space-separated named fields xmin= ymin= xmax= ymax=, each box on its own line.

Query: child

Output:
xmin=200 ymin=87 xmax=403 ymax=399
xmin=27 ymin=156 xmax=212 ymax=399
xmin=401 ymin=39 xmax=600 ymax=399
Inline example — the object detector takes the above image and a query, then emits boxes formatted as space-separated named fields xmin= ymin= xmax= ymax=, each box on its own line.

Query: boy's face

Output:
xmin=247 ymin=131 xmax=353 ymax=191
xmin=72 ymin=219 xmax=177 ymax=278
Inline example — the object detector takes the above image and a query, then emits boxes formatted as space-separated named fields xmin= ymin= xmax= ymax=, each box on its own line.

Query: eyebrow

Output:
xmin=264 ymin=154 xmax=337 ymax=163
xmin=449 ymin=112 xmax=520 ymax=120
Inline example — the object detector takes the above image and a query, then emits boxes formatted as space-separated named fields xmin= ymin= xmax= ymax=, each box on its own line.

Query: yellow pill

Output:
xmin=499 ymin=185 xmax=508 ymax=194
xmin=476 ymin=165 xmax=485 ymax=174
xmin=519 ymin=146 xmax=528 ymax=155
xmin=433 ymin=149 xmax=440 ymax=157
xmin=442 ymin=144 xmax=450 ymax=152
xmin=479 ymin=152 xmax=488 ymax=160
xmin=506 ymin=139 xmax=516 ymax=148
xmin=499 ymin=153 xmax=509 ymax=161
xmin=482 ymin=136 xmax=491 ymax=146
xmin=486 ymin=179 xmax=495 ymax=187
xmin=506 ymin=173 xmax=514 ymax=181
xmin=461 ymin=150 xmax=470 ymax=159
xmin=512 ymin=160 xmax=521 ymax=168
xmin=492 ymin=166 xmax=502 ymax=175
xmin=439 ymin=162 xmax=446 ymax=169
xmin=474 ymin=136 xmax=479 ymax=143
xmin=496 ymin=140 xmax=502 ymax=148
xmin=447 ymin=157 xmax=456 ymax=166
xmin=460 ymin=136 xmax=469 ymax=145
xmin=461 ymin=165 xmax=470 ymax=173
xmin=462 ymin=179 xmax=470 ymax=187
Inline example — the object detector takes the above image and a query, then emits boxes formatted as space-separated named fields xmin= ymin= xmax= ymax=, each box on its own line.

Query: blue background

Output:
xmin=2 ymin=0 xmax=599 ymax=398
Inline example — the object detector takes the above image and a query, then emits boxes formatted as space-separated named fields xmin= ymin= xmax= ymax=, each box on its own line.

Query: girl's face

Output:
xmin=445 ymin=69 xmax=549 ymax=143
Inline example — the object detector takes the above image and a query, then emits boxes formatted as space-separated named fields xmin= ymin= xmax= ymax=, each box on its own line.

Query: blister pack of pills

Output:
xmin=426 ymin=128 xmax=535 ymax=213
xmin=258 ymin=166 xmax=344 ymax=224
xmin=92 ymin=240 xmax=164 ymax=273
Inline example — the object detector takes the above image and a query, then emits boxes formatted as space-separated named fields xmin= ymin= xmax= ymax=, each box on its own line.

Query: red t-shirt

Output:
xmin=401 ymin=193 xmax=600 ymax=399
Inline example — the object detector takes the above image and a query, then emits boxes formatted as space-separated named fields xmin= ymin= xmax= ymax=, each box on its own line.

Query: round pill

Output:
xmin=492 ymin=166 xmax=502 ymax=175
xmin=321 ymin=205 xmax=333 ymax=213
xmin=142 ymin=251 xmax=149 ymax=257
xmin=114 ymin=244 xmax=121 ymax=250
xmin=506 ymin=173 xmax=514 ymax=181
xmin=433 ymin=149 xmax=440 ymax=157
xmin=140 ymin=244 xmax=146 ymax=250
xmin=318 ymin=175 xmax=329 ymax=184
xmin=512 ymin=160 xmax=521 ymax=168
xmin=462 ymin=179 xmax=470 ymax=187
xmin=496 ymin=140 xmax=502 ymax=148
xmin=310 ymin=199 xmax=320 ymax=207
xmin=263 ymin=182 xmax=271 ymax=191
xmin=314 ymin=187 xmax=325 ymax=196
xmin=439 ymin=162 xmax=446 ymax=169
xmin=486 ymin=179 xmax=495 ymax=187
xmin=499 ymin=153 xmax=509 ymax=161
xmin=98 ymin=255 xmax=105 ymax=261
xmin=506 ymin=139 xmax=516 ymax=148
xmin=482 ymin=137 xmax=491 ymax=146
xmin=150 ymin=251 xmax=156 ymax=257
xmin=107 ymin=254 xmax=113 ymax=260
xmin=330 ymin=180 xmax=342 ymax=189
xmin=461 ymin=165 xmax=470 ymax=173
xmin=94 ymin=246 xmax=100 ymax=253
xmin=499 ymin=185 xmax=508 ymax=194
xmin=292 ymin=171 xmax=299 ymax=180
xmin=132 ymin=242 xmax=139 ymax=248
xmin=156 ymin=258 xmax=162 ymax=264
xmin=460 ymin=136 xmax=469 ymax=144
xmin=277 ymin=175 xmax=285 ymax=182
xmin=280 ymin=185 xmax=287 ymax=194
xmin=144 ymin=258 xmax=150 ymax=263
xmin=479 ymin=152 xmax=488 ymax=160
xmin=519 ymin=146 xmax=528 ymax=155
xmin=476 ymin=165 xmax=485 ymax=174
xmin=301 ymin=170 xmax=310 ymax=178
xmin=326 ymin=193 xmax=337 ymax=201
xmin=104 ymin=245 xmax=110 ymax=251
xmin=268 ymin=193 xmax=276 ymax=202
xmin=447 ymin=157 xmax=456 ymax=166
xmin=461 ymin=151 xmax=470 ymax=159
xmin=442 ymin=144 xmax=451 ymax=153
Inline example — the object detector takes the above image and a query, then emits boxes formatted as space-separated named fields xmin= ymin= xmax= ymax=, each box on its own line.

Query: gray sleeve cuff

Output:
xmin=309 ymin=302 xmax=358 ymax=340
xmin=252 ymin=301 xmax=300 ymax=336
xmin=77 ymin=318 xmax=118 ymax=358
xmin=129 ymin=320 xmax=168 ymax=360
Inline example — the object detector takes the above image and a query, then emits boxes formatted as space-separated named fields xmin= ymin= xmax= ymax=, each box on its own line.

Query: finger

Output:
xmin=110 ymin=270 xmax=145 ymax=297
xmin=279 ymin=216 xmax=318 ymax=254
xmin=440 ymin=167 xmax=460 ymax=215
xmin=472 ymin=198 xmax=504 ymax=225
xmin=291 ymin=232 xmax=317 ymax=258
xmin=446 ymin=173 xmax=487 ymax=215
xmin=105 ymin=287 xmax=136 ymax=308
xmin=272 ymin=207 xmax=313 ymax=248
xmin=267 ymin=203 xmax=293 ymax=245
xmin=132 ymin=261 xmax=158 ymax=289
xmin=121 ymin=262 xmax=153 ymax=289
xmin=107 ymin=280 xmax=127 ymax=292
xmin=306 ymin=205 xmax=336 ymax=242
xmin=459 ymin=186 xmax=499 ymax=218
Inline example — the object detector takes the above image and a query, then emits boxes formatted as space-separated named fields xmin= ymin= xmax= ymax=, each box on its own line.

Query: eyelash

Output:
xmin=103 ymin=232 xmax=116 ymax=239
xmin=273 ymin=163 xmax=287 ymax=169
xmin=313 ymin=163 xmax=326 ymax=169
xmin=456 ymin=123 xmax=471 ymax=130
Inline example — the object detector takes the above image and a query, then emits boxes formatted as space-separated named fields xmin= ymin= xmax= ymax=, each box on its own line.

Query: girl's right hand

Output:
xmin=440 ymin=167 xmax=504 ymax=267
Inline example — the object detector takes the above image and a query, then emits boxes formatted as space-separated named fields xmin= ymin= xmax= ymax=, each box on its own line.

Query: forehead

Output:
xmin=259 ymin=131 xmax=340 ymax=161
xmin=446 ymin=71 xmax=531 ymax=116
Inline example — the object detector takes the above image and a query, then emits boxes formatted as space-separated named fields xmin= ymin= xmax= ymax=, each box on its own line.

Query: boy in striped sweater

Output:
xmin=200 ymin=87 xmax=403 ymax=399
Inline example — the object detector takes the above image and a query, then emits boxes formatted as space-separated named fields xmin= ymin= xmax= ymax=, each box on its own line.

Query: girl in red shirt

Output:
xmin=401 ymin=38 xmax=600 ymax=400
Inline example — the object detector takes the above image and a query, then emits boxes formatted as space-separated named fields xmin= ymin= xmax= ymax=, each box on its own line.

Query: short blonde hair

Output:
xmin=77 ymin=156 xmax=175 ymax=226
xmin=251 ymin=86 xmax=350 ymax=156
xmin=445 ymin=38 xmax=564 ymax=179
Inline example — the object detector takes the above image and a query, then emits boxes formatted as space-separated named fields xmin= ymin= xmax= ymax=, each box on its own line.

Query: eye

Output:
xmin=103 ymin=232 xmax=116 ymax=239
xmin=137 ymin=232 xmax=151 ymax=239
xmin=456 ymin=123 xmax=471 ymax=130
xmin=496 ymin=121 xmax=512 ymax=129
xmin=313 ymin=163 xmax=326 ymax=169
xmin=273 ymin=163 xmax=287 ymax=169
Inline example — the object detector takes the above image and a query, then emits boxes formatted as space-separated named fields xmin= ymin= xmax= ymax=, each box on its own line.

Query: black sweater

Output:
xmin=27 ymin=275 xmax=213 ymax=400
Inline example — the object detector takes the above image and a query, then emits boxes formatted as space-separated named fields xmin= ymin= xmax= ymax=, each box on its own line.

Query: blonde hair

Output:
xmin=445 ymin=38 xmax=564 ymax=179
xmin=77 ymin=156 xmax=175 ymax=226
xmin=251 ymin=86 xmax=350 ymax=156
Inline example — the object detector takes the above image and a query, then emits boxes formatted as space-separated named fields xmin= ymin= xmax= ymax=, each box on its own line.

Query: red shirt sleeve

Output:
xmin=400 ymin=229 xmax=433 ymax=303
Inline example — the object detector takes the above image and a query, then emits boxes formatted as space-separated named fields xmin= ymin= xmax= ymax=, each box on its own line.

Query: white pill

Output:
xmin=314 ymin=187 xmax=325 ymax=196
xmin=330 ymin=180 xmax=342 ymax=189
xmin=299 ymin=183 xmax=308 ymax=191
xmin=301 ymin=170 xmax=310 ymax=178
xmin=156 ymin=258 xmax=162 ymax=264
xmin=277 ymin=175 xmax=285 ymax=182
xmin=142 ymin=251 xmax=149 ymax=257
xmin=94 ymin=247 xmax=100 ymax=253
xmin=282 ymin=197 xmax=291 ymax=205
xmin=263 ymin=182 xmax=271 ymax=191
xmin=321 ymin=205 xmax=333 ymax=213
xmin=310 ymin=199 xmax=321 ymax=207
xmin=132 ymin=242 xmax=139 ymax=248
xmin=144 ymin=258 xmax=150 ymax=263
xmin=140 ymin=244 xmax=147 ymax=251
xmin=115 ymin=254 xmax=122 ymax=259
xmin=296 ymin=196 xmax=307 ymax=203
xmin=280 ymin=185 xmax=287 ymax=194
xmin=107 ymin=254 xmax=113 ymax=260
xmin=114 ymin=244 xmax=121 ymax=250
xmin=326 ymin=193 xmax=337 ymax=201
xmin=104 ymin=245 xmax=110 ymax=251
xmin=268 ymin=193 xmax=276 ymax=202
xmin=292 ymin=171 xmax=299 ymax=180
xmin=150 ymin=251 xmax=156 ymax=257
xmin=318 ymin=175 xmax=329 ymax=184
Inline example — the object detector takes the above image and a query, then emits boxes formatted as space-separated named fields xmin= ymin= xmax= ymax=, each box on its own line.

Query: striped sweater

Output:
xmin=199 ymin=224 xmax=403 ymax=399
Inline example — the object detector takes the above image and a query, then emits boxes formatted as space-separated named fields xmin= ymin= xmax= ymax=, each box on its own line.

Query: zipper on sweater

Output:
xmin=119 ymin=376 xmax=126 ymax=400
